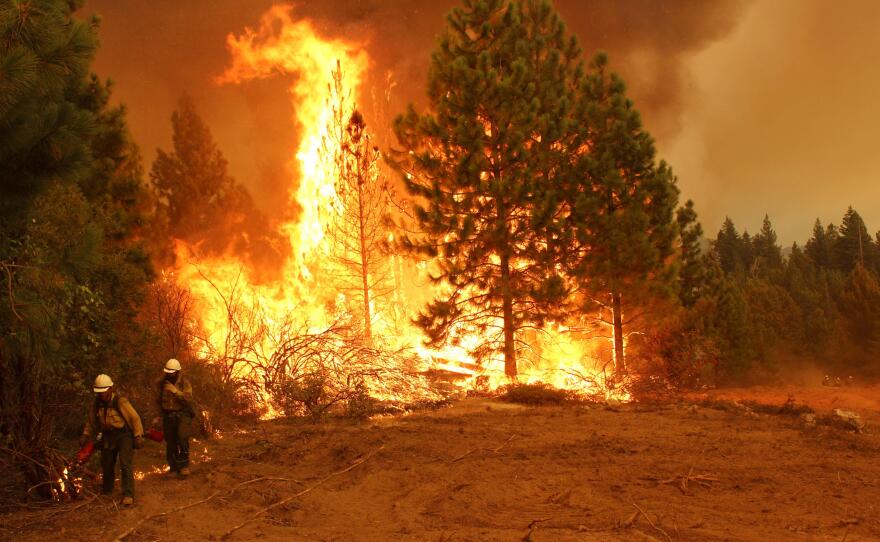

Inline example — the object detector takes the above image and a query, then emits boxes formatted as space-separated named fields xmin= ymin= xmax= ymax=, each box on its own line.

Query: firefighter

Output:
xmin=159 ymin=358 xmax=194 ymax=478
xmin=81 ymin=374 xmax=144 ymax=506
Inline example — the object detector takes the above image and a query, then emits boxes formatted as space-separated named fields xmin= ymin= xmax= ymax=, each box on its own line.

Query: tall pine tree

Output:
xmin=676 ymin=200 xmax=705 ymax=308
xmin=834 ymin=207 xmax=874 ymax=272
xmin=805 ymin=219 xmax=834 ymax=269
xmin=151 ymin=95 xmax=238 ymax=243
xmin=323 ymin=63 xmax=393 ymax=342
xmin=714 ymin=218 xmax=743 ymax=274
xmin=0 ymin=0 xmax=154 ymax=494
xmin=150 ymin=95 xmax=285 ymax=273
xmin=391 ymin=0 xmax=581 ymax=377
xmin=752 ymin=214 xmax=782 ymax=273
xmin=839 ymin=263 xmax=880 ymax=360
xmin=562 ymin=52 xmax=679 ymax=374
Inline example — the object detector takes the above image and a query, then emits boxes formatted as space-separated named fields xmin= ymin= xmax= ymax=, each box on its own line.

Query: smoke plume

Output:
xmin=85 ymin=0 xmax=750 ymax=233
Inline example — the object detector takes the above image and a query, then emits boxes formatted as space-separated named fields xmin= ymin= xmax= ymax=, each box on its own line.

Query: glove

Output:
xmin=165 ymin=383 xmax=181 ymax=396
xmin=79 ymin=434 xmax=90 ymax=448
xmin=133 ymin=436 xmax=144 ymax=450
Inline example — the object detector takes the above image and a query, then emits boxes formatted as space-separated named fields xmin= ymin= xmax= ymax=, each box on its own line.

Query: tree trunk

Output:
xmin=500 ymin=252 xmax=517 ymax=378
xmin=612 ymin=291 xmax=625 ymax=374
xmin=357 ymin=165 xmax=372 ymax=342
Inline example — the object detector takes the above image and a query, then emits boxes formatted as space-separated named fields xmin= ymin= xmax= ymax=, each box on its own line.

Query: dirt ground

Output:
xmin=3 ymin=385 xmax=880 ymax=542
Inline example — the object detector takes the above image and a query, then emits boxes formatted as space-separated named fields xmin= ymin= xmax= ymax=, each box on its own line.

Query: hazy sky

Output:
xmin=84 ymin=0 xmax=880 ymax=244
xmin=666 ymin=0 xmax=880 ymax=242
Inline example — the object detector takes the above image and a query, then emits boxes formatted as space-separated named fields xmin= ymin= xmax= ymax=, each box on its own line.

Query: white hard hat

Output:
xmin=93 ymin=374 xmax=113 ymax=393
xmin=164 ymin=358 xmax=182 ymax=373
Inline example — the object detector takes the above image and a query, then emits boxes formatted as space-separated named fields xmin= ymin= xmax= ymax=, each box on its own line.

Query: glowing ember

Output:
xmin=134 ymin=465 xmax=168 ymax=481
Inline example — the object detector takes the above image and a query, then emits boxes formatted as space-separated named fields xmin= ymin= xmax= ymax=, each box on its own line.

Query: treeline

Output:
xmin=665 ymin=208 xmax=880 ymax=384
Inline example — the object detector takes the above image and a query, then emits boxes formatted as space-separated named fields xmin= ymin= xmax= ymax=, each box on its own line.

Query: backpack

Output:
xmin=93 ymin=395 xmax=134 ymax=434
xmin=158 ymin=377 xmax=196 ymax=416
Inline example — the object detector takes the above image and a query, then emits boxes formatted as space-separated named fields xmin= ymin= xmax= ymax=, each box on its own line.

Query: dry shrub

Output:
xmin=499 ymin=383 xmax=573 ymax=405
xmin=344 ymin=381 xmax=378 ymax=419
xmin=163 ymin=269 xmax=444 ymax=423
xmin=185 ymin=360 xmax=266 ymax=426
xmin=264 ymin=331 xmax=437 ymax=420
xmin=271 ymin=374 xmax=377 ymax=420
xmin=697 ymin=395 xmax=815 ymax=417
xmin=271 ymin=371 xmax=357 ymax=420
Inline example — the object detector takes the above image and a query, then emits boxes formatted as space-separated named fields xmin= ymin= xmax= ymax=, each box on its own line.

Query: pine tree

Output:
xmin=150 ymin=95 xmax=283 ymax=270
xmin=151 ymin=95 xmax=237 ymax=243
xmin=563 ymin=52 xmax=679 ymax=374
xmin=676 ymin=200 xmax=705 ymax=307
xmin=784 ymin=243 xmax=840 ymax=357
xmin=705 ymin=271 xmax=755 ymax=382
xmin=740 ymin=230 xmax=755 ymax=272
xmin=714 ymin=218 xmax=743 ymax=274
xmin=323 ymin=63 xmax=392 ymax=342
xmin=0 ymin=0 xmax=98 ymax=233
xmin=0 ymin=0 xmax=154 ymax=495
xmin=835 ymin=207 xmax=874 ymax=272
xmin=391 ymin=0 xmax=581 ymax=377
xmin=752 ymin=214 xmax=782 ymax=272
xmin=839 ymin=263 xmax=880 ymax=359
xmin=805 ymin=219 xmax=833 ymax=269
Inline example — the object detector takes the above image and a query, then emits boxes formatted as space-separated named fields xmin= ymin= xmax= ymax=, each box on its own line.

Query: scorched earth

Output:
xmin=5 ymin=385 xmax=880 ymax=542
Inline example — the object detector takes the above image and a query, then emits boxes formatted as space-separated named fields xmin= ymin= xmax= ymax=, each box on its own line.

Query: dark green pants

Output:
xmin=163 ymin=411 xmax=192 ymax=472
xmin=100 ymin=430 xmax=134 ymax=497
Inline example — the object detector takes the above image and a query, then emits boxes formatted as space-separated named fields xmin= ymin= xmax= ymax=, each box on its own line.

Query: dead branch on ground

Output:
xmin=113 ymin=476 xmax=303 ymax=541
xmin=630 ymin=503 xmax=673 ymax=542
xmin=660 ymin=472 xmax=718 ymax=494
xmin=521 ymin=517 xmax=551 ymax=541
xmin=450 ymin=435 xmax=515 ymax=463
xmin=619 ymin=509 xmax=640 ymax=528
xmin=660 ymin=447 xmax=717 ymax=494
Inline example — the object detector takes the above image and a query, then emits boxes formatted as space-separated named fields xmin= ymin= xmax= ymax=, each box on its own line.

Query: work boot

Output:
xmin=178 ymin=467 xmax=190 ymax=478
xmin=121 ymin=496 xmax=133 ymax=507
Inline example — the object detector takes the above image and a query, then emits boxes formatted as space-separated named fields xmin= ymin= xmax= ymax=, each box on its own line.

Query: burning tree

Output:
xmin=391 ymin=0 xmax=581 ymax=377
xmin=561 ymin=53 xmax=680 ymax=374
xmin=151 ymin=95 xmax=241 ymax=244
xmin=150 ymin=96 xmax=284 ymax=274
xmin=322 ymin=63 xmax=393 ymax=342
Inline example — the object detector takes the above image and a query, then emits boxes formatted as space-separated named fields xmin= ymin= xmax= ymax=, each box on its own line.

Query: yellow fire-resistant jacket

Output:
xmin=159 ymin=376 xmax=194 ymax=413
xmin=82 ymin=393 xmax=144 ymax=439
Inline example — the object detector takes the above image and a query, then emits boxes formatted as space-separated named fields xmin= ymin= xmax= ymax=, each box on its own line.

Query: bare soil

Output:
xmin=4 ymin=385 xmax=880 ymax=541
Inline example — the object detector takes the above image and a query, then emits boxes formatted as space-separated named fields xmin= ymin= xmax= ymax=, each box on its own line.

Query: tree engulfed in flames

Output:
xmin=168 ymin=4 xmax=626 ymax=412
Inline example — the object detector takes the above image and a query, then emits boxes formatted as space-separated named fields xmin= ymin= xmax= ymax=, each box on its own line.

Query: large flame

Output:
xmin=168 ymin=4 xmax=627 ymax=411
xmin=219 ymin=5 xmax=367 ymax=262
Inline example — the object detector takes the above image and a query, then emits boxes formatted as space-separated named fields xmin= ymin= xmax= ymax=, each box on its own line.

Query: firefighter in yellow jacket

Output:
xmin=159 ymin=358 xmax=194 ymax=477
xmin=81 ymin=374 xmax=144 ymax=506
